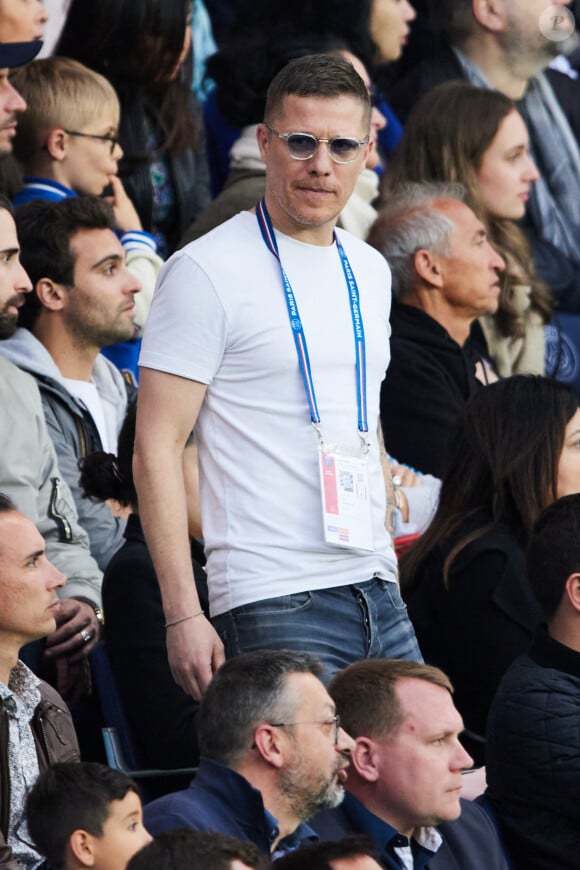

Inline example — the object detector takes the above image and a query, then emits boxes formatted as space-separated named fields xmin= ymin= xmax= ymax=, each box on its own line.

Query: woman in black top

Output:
xmin=401 ymin=375 xmax=580 ymax=763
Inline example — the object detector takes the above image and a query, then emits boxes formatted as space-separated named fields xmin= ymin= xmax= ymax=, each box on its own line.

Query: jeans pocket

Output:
xmin=381 ymin=580 xmax=408 ymax=612
xmin=233 ymin=590 xmax=313 ymax=620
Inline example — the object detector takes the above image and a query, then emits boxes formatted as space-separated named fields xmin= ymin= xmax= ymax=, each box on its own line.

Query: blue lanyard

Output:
xmin=256 ymin=198 xmax=369 ymax=445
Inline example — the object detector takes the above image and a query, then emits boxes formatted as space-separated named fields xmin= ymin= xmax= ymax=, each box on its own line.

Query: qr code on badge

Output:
xmin=339 ymin=470 xmax=354 ymax=492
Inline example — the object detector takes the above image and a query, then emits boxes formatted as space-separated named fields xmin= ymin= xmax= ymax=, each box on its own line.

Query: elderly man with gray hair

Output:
xmin=370 ymin=183 xmax=505 ymax=477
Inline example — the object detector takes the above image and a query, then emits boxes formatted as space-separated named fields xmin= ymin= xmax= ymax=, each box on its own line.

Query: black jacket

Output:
xmin=380 ymin=303 xmax=484 ymax=477
xmin=103 ymin=514 xmax=206 ymax=769
xmin=486 ymin=630 xmax=580 ymax=869
xmin=312 ymin=798 xmax=511 ymax=869
xmin=404 ymin=523 xmax=543 ymax=764
xmin=119 ymin=96 xmax=210 ymax=255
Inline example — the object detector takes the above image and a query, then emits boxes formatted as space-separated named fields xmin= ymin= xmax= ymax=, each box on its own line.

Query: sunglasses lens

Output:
xmin=329 ymin=138 xmax=361 ymax=163
xmin=286 ymin=133 xmax=317 ymax=159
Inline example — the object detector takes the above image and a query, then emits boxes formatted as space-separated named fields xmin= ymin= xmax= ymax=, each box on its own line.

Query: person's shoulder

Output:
xmin=436 ymin=800 xmax=509 ymax=868
xmin=178 ymin=211 xmax=259 ymax=260
xmin=0 ymin=353 xmax=42 ymax=398
xmin=309 ymin=804 xmax=354 ymax=842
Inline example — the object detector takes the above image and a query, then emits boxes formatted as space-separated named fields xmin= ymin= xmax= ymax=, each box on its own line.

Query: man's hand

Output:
xmin=106 ymin=175 xmax=143 ymax=233
xmin=44 ymin=599 xmax=100 ymax=662
xmin=166 ymin=615 xmax=225 ymax=700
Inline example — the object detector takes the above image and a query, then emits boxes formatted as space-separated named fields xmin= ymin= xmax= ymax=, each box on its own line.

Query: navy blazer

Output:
xmin=311 ymin=798 xmax=511 ymax=869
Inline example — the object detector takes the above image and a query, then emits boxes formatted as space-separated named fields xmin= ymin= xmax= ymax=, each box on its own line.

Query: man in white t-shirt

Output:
xmin=0 ymin=196 xmax=140 ymax=571
xmin=135 ymin=54 xmax=421 ymax=700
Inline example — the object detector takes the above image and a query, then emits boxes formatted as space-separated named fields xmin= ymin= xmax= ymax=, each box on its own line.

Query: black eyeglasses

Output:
xmin=264 ymin=123 xmax=368 ymax=164
xmin=64 ymin=129 xmax=120 ymax=155
xmin=270 ymin=714 xmax=342 ymax=744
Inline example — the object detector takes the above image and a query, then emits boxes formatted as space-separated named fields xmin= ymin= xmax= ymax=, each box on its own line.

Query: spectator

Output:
xmin=400 ymin=376 xmax=579 ymax=762
xmin=202 ymin=0 xmax=415 ymax=195
xmin=56 ymin=0 xmax=210 ymax=257
xmin=0 ymin=194 xmax=103 ymax=699
xmin=127 ymin=829 xmax=270 ymax=870
xmin=0 ymin=494 xmax=79 ymax=868
xmin=26 ymin=762 xmax=151 ymax=870
xmin=388 ymin=0 xmax=580 ymax=314
xmin=183 ymin=36 xmax=387 ymax=244
xmin=486 ymin=493 xmax=580 ymax=869
xmin=369 ymin=182 xmax=504 ymax=477
xmin=0 ymin=197 xmax=140 ymax=571
xmin=143 ymin=651 xmax=355 ymax=857
xmin=79 ymin=405 xmax=205 ymax=769
xmin=135 ymin=54 xmax=421 ymax=700
xmin=0 ymin=40 xmax=40 ymax=159
xmin=273 ymin=836 xmax=381 ymax=870
xmin=0 ymin=0 xmax=47 ymax=41
xmin=312 ymin=659 xmax=510 ymax=869
xmin=11 ymin=58 xmax=163 ymax=341
xmin=386 ymin=81 xmax=554 ymax=377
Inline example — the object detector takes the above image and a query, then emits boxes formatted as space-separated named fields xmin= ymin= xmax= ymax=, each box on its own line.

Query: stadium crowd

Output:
xmin=1 ymin=1 xmax=580 ymax=868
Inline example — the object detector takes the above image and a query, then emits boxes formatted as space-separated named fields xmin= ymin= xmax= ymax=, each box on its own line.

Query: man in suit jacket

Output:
xmin=311 ymin=659 xmax=511 ymax=869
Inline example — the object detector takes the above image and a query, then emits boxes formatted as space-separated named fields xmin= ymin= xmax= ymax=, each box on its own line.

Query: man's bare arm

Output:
xmin=133 ymin=368 xmax=224 ymax=699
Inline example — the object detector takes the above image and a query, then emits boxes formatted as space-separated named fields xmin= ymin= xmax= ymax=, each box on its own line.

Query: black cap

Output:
xmin=0 ymin=40 xmax=42 ymax=69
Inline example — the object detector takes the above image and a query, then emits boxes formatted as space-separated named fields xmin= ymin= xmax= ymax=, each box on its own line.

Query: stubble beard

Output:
xmin=278 ymin=759 xmax=346 ymax=821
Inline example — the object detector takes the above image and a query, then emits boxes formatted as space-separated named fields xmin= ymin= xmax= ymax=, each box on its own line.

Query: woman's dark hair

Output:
xmin=79 ymin=403 xmax=137 ymax=510
xmin=386 ymin=81 xmax=552 ymax=340
xmin=400 ymin=376 xmax=578 ymax=592
xmin=215 ymin=0 xmax=377 ymax=70
xmin=207 ymin=31 xmax=350 ymax=128
xmin=56 ymin=0 xmax=198 ymax=154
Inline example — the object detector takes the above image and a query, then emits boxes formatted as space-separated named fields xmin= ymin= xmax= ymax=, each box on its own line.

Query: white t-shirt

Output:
xmin=63 ymin=377 xmax=117 ymax=453
xmin=140 ymin=212 xmax=397 ymax=615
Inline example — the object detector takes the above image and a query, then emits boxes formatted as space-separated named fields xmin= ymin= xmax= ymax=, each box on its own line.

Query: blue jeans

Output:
xmin=212 ymin=578 xmax=422 ymax=682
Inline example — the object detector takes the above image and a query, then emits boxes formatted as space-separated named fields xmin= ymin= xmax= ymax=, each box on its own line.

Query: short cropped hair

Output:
xmin=12 ymin=57 xmax=119 ymax=166
xmin=329 ymin=659 xmax=453 ymax=741
xmin=274 ymin=835 xmax=379 ymax=870
xmin=429 ymin=0 xmax=477 ymax=45
xmin=127 ymin=829 xmax=269 ymax=870
xmin=198 ymin=650 xmax=323 ymax=768
xmin=367 ymin=182 xmax=466 ymax=300
xmin=527 ymin=493 xmax=580 ymax=620
xmin=26 ymin=762 xmax=139 ymax=870
xmin=15 ymin=196 xmax=115 ymax=330
xmin=264 ymin=53 xmax=371 ymax=129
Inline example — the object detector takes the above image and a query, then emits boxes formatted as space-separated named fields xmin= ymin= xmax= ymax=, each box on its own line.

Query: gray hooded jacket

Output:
xmin=0 ymin=328 xmax=129 ymax=572
xmin=0 ymin=353 xmax=102 ymax=604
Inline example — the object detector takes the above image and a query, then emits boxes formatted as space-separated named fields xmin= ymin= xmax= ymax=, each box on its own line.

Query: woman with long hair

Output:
xmin=386 ymin=81 xmax=553 ymax=378
xmin=56 ymin=0 xmax=210 ymax=256
xmin=401 ymin=375 xmax=580 ymax=762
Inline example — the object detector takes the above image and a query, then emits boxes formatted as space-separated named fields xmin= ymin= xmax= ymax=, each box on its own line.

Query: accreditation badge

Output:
xmin=318 ymin=445 xmax=374 ymax=551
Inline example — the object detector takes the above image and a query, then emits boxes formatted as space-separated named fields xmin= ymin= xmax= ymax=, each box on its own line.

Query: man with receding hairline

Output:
xmin=0 ymin=493 xmax=79 ymax=867
xmin=144 ymin=650 xmax=355 ymax=857
xmin=370 ymin=183 xmax=504 ymax=477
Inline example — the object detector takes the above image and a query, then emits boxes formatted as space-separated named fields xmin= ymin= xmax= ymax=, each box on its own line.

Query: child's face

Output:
xmin=92 ymin=791 xmax=151 ymax=870
xmin=63 ymin=107 xmax=122 ymax=197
